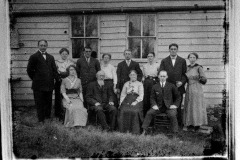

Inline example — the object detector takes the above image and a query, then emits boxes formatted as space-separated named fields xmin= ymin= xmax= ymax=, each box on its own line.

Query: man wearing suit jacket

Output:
xmin=76 ymin=47 xmax=101 ymax=107
xmin=116 ymin=49 xmax=143 ymax=92
xmin=86 ymin=70 xmax=117 ymax=131
xmin=159 ymin=43 xmax=187 ymax=127
xmin=142 ymin=71 xmax=181 ymax=134
xmin=27 ymin=40 xmax=59 ymax=123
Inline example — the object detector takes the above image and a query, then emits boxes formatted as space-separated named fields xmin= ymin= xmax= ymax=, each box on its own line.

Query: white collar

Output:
xmin=170 ymin=55 xmax=177 ymax=59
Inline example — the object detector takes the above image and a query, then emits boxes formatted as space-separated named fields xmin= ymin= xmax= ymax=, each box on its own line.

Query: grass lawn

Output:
xmin=12 ymin=106 xmax=222 ymax=159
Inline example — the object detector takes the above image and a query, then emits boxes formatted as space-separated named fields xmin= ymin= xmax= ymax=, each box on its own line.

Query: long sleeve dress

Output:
xmin=61 ymin=77 xmax=88 ymax=127
xmin=118 ymin=81 xmax=144 ymax=134
xmin=183 ymin=64 xmax=208 ymax=127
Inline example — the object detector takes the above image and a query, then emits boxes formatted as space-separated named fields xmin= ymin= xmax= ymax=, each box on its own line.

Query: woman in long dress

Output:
xmin=101 ymin=53 xmax=118 ymax=106
xmin=183 ymin=52 xmax=208 ymax=131
xmin=55 ymin=48 xmax=75 ymax=121
xmin=118 ymin=70 xmax=144 ymax=134
xmin=61 ymin=65 xmax=88 ymax=127
xmin=142 ymin=52 xmax=159 ymax=117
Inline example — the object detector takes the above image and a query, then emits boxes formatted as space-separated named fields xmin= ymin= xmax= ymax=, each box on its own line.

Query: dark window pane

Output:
xmin=143 ymin=15 xmax=155 ymax=36
xmin=142 ymin=38 xmax=155 ymax=58
xmin=85 ymin=39 xmax=98 ymax=58
xmin=129 ymin=15 xmax=141 ymax=36
xmin=72 ymin=16 xmax=84 ymax=37
xmin=86 ymin=15 xmax=98 ymax=37
xmin=129 ymin=38 xmax=141 ymax=58
xmin=72 ymin=39 xmax=84 ymax=58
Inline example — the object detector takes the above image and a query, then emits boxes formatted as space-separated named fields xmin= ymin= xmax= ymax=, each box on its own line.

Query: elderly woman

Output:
xmin=118 ymin=70 xmax=144 ymax=134
xmin=55 ymin=48 xmax=75 ymax=121
xmin=101 ymin=53 xmax=118 ymax=105
xmin=61 ymin=65 xmax=88 ymax=128
xmin=142 ymin=52 xmax=159 ymax=117
xmin=183 ymin=52 xmax=208 ymax=132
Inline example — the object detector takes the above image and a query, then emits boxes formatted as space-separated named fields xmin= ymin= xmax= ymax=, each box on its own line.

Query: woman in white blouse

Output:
xmin=101 ymin=53 xmax=118 ymax=105
xmin=142 ymin=52 xmax=159 ymax=117
xmin=118 ymin=70 xmax=144 ymax=134
xmin=55 ymin=48 xmax=75 ymax=121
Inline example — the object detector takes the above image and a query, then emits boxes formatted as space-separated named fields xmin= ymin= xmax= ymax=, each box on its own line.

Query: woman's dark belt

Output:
xmin=104 ymin=79 xmax=113 ymax=82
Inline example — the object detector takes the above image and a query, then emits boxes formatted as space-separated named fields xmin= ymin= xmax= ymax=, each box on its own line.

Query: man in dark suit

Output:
xmin=159 ymin=43 xmax=187 ymax=127
xmin=86 ymin=70 xmax=118 ymax=131
xmin=27 ymin=40 xmax=59 ymax=123
xmin=76 ymin=47 xmax=101 ymax=107
xmin=116 ymin=49 xmax=143 ymax=92
xmin=142 ymin=71 xmax=181 ymax=134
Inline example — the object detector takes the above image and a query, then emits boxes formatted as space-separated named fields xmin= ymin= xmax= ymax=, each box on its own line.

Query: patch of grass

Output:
xmin=13 ymin=107 xmax=207 ymax=158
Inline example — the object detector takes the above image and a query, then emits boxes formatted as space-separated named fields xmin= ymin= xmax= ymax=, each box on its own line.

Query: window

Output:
xmin=71 ymin=15 xmax=99 ymax=58
xmin=128 ymin=14 xmax=156 ymax=59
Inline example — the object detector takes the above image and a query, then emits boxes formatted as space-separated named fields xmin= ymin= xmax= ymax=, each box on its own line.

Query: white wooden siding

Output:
xmin=11 ymin=10 xmax=225 ymax=106
xmin=11 ymin=16 xmax=70 ymax=106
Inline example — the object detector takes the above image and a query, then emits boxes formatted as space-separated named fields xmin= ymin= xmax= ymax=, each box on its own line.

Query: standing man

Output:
xmin=142 ymin=71 xmax=181 ymax=135
xmin=86 ymin=70 xmax=118 ymax=131
xmin=27 ymin=40 xmax=59 ymax=123
xmin=76 ymin=47 xmax=101 ymax=107
xmin=159 ymin=43 xmax=187 ymax=127
xmin=116 ymin=49 xmax=143 ymax=93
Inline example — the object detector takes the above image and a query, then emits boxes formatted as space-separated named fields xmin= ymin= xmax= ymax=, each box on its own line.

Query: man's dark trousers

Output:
xmin=34 ymin=90 xmax=53 ymax=122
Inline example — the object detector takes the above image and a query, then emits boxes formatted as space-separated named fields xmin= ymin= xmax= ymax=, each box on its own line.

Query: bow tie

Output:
xmin=41 ymin=52 xmax=46 ymax=55
xmin=171 ymin=56 xmax=176 ymax=59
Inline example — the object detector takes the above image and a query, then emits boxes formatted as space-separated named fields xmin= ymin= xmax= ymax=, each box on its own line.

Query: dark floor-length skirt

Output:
xmin=118 ymin=94 xmax=143 ymax=134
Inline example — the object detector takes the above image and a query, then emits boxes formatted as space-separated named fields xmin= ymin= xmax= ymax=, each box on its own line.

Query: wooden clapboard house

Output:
xmin=10 ymin=0 xmax=227 ymax=107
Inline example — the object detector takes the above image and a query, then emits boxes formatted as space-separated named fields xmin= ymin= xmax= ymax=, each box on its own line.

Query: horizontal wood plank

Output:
xmin=156 ymin=52 xmax=224 ymax=59
xmin=101 ymin=21 xmax=126 ymax=28
xmin=100 ymin=27 xmax=126 ymax=34
xmin=18 ymin=28 xmax=69 ymax=35
xmin=16 ymin=22 xmax=69 ymax=29
xmin=159 ymin=19 xmax=224 ymax=26
xmin=17 ymin=16 xmax=69 ymax=23
xmin=100 ymin=33 xmax=126 ymax=40
xmin=158 ymin=11 xmax=225 ymax=20
xmin=158 ymin=32 xmax=225 ymax=39
xmin=19 ymin=34 xmax=70 ymax=41
xmin=158 ymin=26 xmax=224 ymax=33
xmin=20 ymin=40 xmax=69 ymax=48
xmin=100 ymin=15 xmax=126 ymax=21
xmin=158 ymin=38 xmax=224 ymax=45
xmin=100 ymin=39 xmax=126 ymax=46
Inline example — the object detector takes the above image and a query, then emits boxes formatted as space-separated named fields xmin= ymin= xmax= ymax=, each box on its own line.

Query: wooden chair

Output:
xmin=153 ymin=112 xmax=171 ymax=132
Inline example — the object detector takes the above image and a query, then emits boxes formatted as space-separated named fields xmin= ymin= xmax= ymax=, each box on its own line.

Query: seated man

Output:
xmin=86 ymin=70 xmax=117 ymax=131
xmin=142 ymin=70 xmax=181 ymax=135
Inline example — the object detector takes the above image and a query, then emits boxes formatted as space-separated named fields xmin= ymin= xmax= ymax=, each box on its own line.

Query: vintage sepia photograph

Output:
xmin=1 ymin=0 xmax=239 ymax=159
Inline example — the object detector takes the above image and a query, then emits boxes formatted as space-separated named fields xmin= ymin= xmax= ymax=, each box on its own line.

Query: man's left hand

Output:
xmin=170 ymin=105 xmax=177 ymax=109
xmin=109 ymin=102 xmax=114 ymax=105
xmin=131 ymin=101 xmax=137 ymax=106
xmin=176 ymin=81 xmax=182 ymax=87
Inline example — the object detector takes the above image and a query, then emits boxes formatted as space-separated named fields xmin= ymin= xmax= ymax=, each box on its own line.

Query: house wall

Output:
xmin=11 ymin=9 xmax=225 ymax=107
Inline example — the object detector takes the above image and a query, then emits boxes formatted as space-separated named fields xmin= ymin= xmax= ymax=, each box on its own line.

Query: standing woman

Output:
xmin=55 ymin=48 xmax=75 ymax=121
xmin=183 ymin=53 xmax=208 ymax=131
xmin=142 ymin=52 xmax=159 ymax=116
xmin=61 ymin=65 xmax=88 ymax=127
xmin=101 ymin=53 xmax=118 ymax=106
xmin=118 ymin=70 xmax=144 ymax=134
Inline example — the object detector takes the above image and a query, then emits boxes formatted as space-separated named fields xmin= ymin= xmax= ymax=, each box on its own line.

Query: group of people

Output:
xmin=27 ymin=40 xmax=208 ymax=135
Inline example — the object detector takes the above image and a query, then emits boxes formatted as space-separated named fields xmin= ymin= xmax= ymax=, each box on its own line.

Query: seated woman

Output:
xmin=55 ymin=48 xmax=75 ymax=121
xmin=61 ymin=65 xmax=88 ymax=128
xmin=118 ymin=70 xmax=144 ymax=134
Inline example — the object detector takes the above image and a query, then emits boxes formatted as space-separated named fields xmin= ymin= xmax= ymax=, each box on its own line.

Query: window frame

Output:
xmin=127 ymin=14 xmax=157 ymax=60
xmin=69 ymin=15 xmax=100 ymax=59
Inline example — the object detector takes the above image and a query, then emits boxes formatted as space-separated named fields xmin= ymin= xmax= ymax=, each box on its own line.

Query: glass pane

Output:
xmin=129 ymin=15 xmax=141 ymax=36
xmin=142 ymin=38 xmax=155 ymax=58
xmin=129 ymin=38 xmax=141 ymax=58
xmin=85 ymin=39 xmax=98 ymax=58
xmin=143 ymin=15 xmax=155 ymax=36
xmin=72 ymin=16 xmax=84 ymax=37
xmin=72 ymin=39 xmax=84 ymax=58
xmin=86 ymin=15 xmax=98 ymax=37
